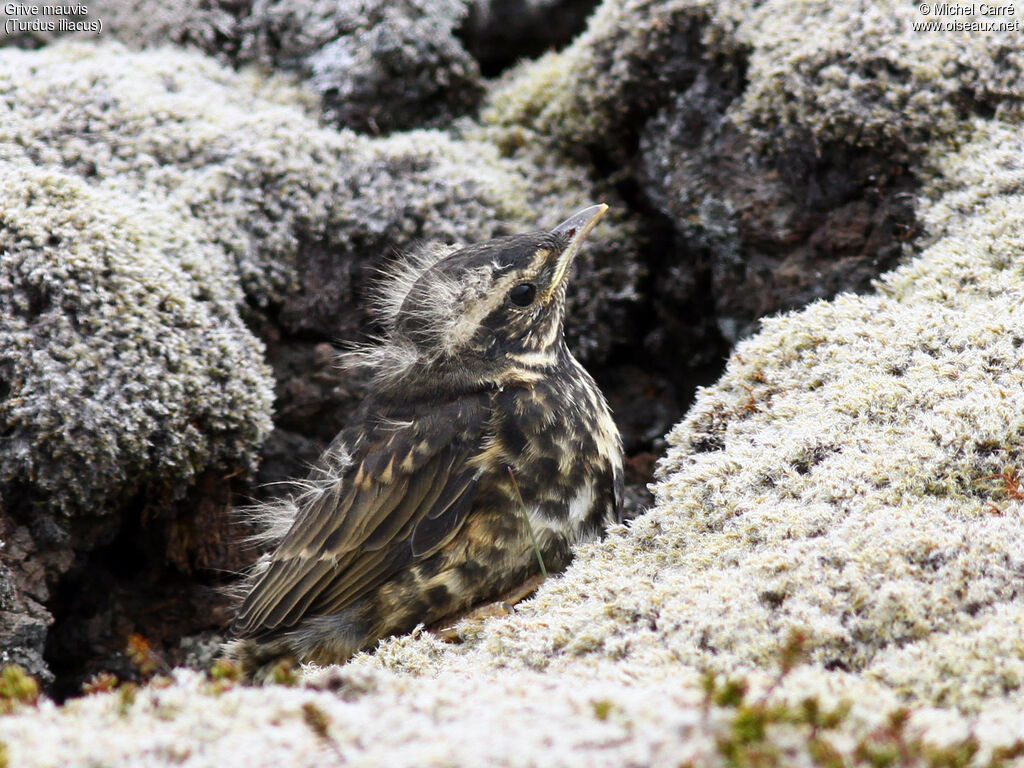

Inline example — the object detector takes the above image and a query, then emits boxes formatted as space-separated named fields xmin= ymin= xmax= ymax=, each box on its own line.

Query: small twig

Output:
xmin=302 ymin=702 xmax=347 ymax=763
xmin=507 ymin=465 xmax=547 ymax=579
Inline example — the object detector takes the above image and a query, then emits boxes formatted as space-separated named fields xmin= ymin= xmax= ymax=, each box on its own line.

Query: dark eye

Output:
xmin=508 ymin=282 xmax=536 ymax=307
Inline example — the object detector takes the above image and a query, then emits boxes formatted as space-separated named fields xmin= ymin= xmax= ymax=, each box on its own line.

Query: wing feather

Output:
xmin=410 ymin=474 xmax=478 ymax=556
xmin=308 ymin=464 xmax=481 ymax=615
xmin=232 ymin=393 xmax=489 ymax=637
xmin=320 ymin=474 xmax=411 ymax=553
xmin=259 ymin=559 xmax=340 ymax=630
xmin=308 ymin=546 xmax=400 ymax=614
xmin=276 ymin=482 xmax=355 ymax=558
xmin=360 ymin=453 xmax=450 ymax=551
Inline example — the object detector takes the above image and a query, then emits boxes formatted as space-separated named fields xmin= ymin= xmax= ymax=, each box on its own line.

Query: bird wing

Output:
xmin=232 ymin=392 xmax=491 ymax=636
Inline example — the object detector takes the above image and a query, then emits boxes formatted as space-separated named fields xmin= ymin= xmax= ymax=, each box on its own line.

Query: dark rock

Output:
xmin=298 ymin=1 xmax=484 ymax=133
xmin=0 ymin=522 xmax=55 ymax=685
xmin=638 ymin=86 xmax=917 ymax=346
xmin=460 ymin=0 xmax=600 ymax=76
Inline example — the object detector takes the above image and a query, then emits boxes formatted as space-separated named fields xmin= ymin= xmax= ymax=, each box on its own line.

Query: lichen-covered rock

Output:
xmin=735 ymin=1 xmax=1024 ymax=155
xmin=0 ymin=153 xmax=276 ymax=684
xmin=2 ymin=0 xmax=484 ymax=134
xmin=487 ymin=0 xmax=1024 ymax=159
xmin=0 ymin=554 xmax=52 ymax=685
xmin=638 ymin=83 xmax=915 ymax=345
xmin=0 ymin=159 xmax=274 ymax=518
xmin=256 ymin=0 xmax=482 ymax=133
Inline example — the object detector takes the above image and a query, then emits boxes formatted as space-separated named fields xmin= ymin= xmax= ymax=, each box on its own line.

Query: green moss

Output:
xmin=81 ymin=673 xmax=119 ymax=696
xmin=0 ymin=666 xmax=39 ymax=714
xmin=590 ymin=698 xmax=614 ymax=720
xmin=270 ymin=661 xmax=299 ymax=687
xmin=208 ymin=658 xmax=242 ymax=683
xmin=704 ymin=668 xmax=1022 ymax=768
xmin=117 ymin=683 xmax=139 ymax=716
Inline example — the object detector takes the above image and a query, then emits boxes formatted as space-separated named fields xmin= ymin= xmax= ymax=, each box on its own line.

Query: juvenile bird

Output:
xmin=224 ymin=204 xmax=624 ymax=679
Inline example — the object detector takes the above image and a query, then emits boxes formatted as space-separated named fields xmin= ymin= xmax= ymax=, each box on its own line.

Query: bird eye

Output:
xmin=508 ymin=282 xmax=537 ymax=307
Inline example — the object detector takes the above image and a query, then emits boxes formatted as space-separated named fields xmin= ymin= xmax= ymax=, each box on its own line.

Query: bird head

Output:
xmin=352 ymin=204 xmax=608 ymax=390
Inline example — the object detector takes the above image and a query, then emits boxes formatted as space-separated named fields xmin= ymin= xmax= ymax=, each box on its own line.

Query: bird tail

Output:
xmin=220 ymin=599 xmax=379 ymax=682
xmin=220 ymin=637 xmax=298 ymax=684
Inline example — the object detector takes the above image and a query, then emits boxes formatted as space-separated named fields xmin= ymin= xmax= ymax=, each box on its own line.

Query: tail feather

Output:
xmin=220 ymin=599 xmax=378 ymax=682
xmin=220 ymin=637 xmax=298 ymax=684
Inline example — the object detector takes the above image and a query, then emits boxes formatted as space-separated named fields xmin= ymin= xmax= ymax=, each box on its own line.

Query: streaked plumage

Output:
xmin=224 ymin=204 xmax=623 ymax=680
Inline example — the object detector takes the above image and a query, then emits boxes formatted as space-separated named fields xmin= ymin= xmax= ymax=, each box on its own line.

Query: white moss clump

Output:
xmin=486 ymin=0 xmax=1024 ymax=158
xmin=0 ymin=158 xmax=274 ymax=513
xmin=0 ymin=40 xmax=353 ymax=306
xmin=735 ymin=0 xmax=1024 ymax=153
xmin=639 ymin=118 xmax=1024 ymax=713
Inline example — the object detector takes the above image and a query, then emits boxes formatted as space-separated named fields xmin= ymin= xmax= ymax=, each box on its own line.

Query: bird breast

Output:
xmin=486 ymin=358 xmax=622 ymax=546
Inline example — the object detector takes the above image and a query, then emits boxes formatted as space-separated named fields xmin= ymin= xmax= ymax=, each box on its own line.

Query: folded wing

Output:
xmin=232 ymin=393 xmax=490 ymax=636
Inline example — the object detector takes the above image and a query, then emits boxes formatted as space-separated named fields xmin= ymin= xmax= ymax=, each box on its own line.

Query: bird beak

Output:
xmin=543 ymin=203 xmax=608 ymax=303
